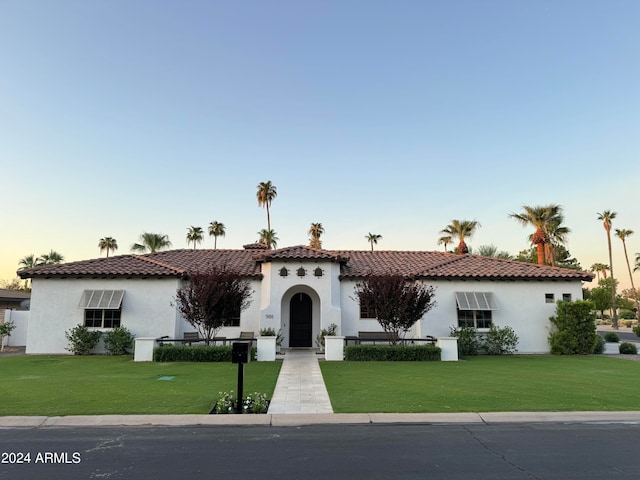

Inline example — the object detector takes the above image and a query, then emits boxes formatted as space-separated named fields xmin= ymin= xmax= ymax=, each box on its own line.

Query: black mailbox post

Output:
xmin=232 ymin=341 xmax=250 ymax=364
xmin=231 ymin=341 xmax=250 ymax=413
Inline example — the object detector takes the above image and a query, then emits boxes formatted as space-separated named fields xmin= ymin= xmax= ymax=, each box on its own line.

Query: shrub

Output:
xmin=634 ymin=325 xmax=640 ymax=337
xmin=450 ymin=326 xmax=480 ymax=356
xmin=103 ymin=326 xmax=134 ymax=355
xmin=548 ymin=300 xmax=598 ymax=355
xmin=154 ymin=345 xmax=233 ymax=362
xmin=344 ymin=345 xmax=440 ymax=361
xmin=619 ymin=310 xmax=636 ymax=320
xmin=603 ymin=332 xmax=619 ymax=343
xmin=619 ymin=342 xmax=638 ymax=355
xmin=65 ymin=324 xmax=102 ymax=355
xmin=624 ymin=321 xmax=634 ymax=328
xmin=483 ymin=325 xmax=519 ymax=355
xmin=315 ymin=323 xmax=337 ymax=349
xmin=593 ymin=335 xmax=606 ymax=354
xmin=212 ymin=391 xmax=270 ymax=414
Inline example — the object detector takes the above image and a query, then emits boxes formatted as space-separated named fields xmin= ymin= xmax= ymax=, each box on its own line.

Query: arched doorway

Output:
xmin=289 ymin=292 xmax=312 ymax=347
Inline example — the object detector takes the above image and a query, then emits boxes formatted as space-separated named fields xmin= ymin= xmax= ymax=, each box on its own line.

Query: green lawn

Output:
xmin=320 ymin=356 xmax=640 ymax=413
xmin=0 ymin=356 xmax=281 ymax=416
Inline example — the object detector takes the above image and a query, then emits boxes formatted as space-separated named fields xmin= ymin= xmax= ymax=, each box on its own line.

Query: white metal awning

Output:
xmin=454 ymin=292 xmax=498 ymax=311
xmin=78 ymin=290 xmax=124 ymax=309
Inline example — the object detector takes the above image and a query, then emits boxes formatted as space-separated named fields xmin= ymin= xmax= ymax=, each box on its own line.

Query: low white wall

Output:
xmin=2 ymin=309 xmax=29 ymax=346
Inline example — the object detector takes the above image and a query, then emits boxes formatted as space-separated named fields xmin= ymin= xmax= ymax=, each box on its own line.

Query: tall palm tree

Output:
xmin=37 ymin=250 xmax=65 ymax=266
xmin=440 ymin=220 xmax=480 ymax=254
xmin=256 ymin=181 xmax=277 ymax=231
xmin=437 ymin=235 xmax=453 ymax=252
xmin=590 ymin=263 xmax=609 ymax=282
xmin=308 ymin=223 xmax=324 ymax=249
xmin=365 ymin=233 xmax=382 ymax=251
xmin=615 ymin=228 xmax=639 ymax=319
xmin=258 ymin=229 xmax=278 ymax=249
xmin=131 ymin=233 xmax=172 ymax=253
xmin=208 ymin=221 xmax=226 ymax=250
xmin=98 ymin=237 xmax=118 ymax=257
xmin=543 ymin=219 xmax=571 ymax=267
xmin=186 ymin=226 xmax=204 ymax=250
xmin=597 ymin=210 xmax=618 ymax=328
xmin=509 ymin=204 xmax=564 ymax=265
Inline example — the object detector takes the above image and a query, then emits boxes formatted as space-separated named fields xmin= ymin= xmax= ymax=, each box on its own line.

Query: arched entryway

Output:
xmin=289 ymin=292 xmax=312 ymax=347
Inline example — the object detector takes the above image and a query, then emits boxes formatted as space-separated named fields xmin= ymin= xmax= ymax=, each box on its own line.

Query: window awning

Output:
xmin=455 ymin=292 xmax=497 ymax=311
xmin=78 ymin=290 xmax=124 ymax=309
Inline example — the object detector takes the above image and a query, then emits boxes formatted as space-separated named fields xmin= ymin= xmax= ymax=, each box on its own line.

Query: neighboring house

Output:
xmin=17 ymin=245 xmax=593 ymax=354
xmin=0 ymin=288 xmax=30 ymax=324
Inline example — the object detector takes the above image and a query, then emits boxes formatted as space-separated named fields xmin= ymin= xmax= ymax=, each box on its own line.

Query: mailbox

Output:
xmin=232 ymin=341 xmax=250 ymax=364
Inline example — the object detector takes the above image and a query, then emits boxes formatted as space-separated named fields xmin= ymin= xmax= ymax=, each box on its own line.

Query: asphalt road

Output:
xmin=2 ymin=423 xmax=639 ymax=479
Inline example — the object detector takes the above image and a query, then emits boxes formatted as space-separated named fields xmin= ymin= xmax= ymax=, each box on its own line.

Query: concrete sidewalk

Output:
xmin=2 ymin=411 xmax=640 ymax=428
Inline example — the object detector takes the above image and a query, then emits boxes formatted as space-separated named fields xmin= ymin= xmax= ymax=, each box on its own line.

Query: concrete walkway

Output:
xmin=267 ymin=349 xmax=333 ymax=414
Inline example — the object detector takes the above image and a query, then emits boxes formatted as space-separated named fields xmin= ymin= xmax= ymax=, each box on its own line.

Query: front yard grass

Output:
xmin=320 ymin=355 xmax=640 ymax=413
xmin=0 ymin=356 xmax=281 ymax=416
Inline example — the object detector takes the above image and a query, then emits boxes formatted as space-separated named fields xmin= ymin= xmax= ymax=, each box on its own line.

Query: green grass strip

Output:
xmin=0 ymin=356 xmax=281 ymax=416
xmin=320 ymin=356 xmax=640 ymax=413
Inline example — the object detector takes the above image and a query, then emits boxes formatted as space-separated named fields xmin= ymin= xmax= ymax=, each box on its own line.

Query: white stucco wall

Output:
xmin=339 ymin=278 xmax=585 ymax=353
xmin=257 ymin=260 xmax=343 ymax=347
xmin=26 ymin=277 xmax=181 ymax=354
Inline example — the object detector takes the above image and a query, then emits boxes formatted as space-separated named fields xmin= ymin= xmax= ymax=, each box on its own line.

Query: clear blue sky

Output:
xmin=1 ymin=0 xmax=639 ymax=289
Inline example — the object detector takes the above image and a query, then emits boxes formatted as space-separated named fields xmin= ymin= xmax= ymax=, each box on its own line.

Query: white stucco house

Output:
xmin=18 ymin=244 xmax=593 ymax=355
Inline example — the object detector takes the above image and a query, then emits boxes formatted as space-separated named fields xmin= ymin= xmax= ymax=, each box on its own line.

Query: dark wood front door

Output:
xmin=289 ymin=292 xmax=312 ymax=347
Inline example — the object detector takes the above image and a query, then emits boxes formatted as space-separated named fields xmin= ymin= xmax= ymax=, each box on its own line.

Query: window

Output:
xmin=359 ymin=304 xmax=377 ymax=319
xmin=545 ymin=293 xmax=555 ymax=303
xmin=78 ymin=290 xmax=124 ymax=329
xmin=222 ymin=304 xmax=241 ymax=327
xmin=85 ymin=309 xmax=121 ymax=328
xmin=457 ymin=309 xmax=492 ymax=329
xmin=562 ymin=293 xmax=572 ymax=302
xmin=455 ymin=292 xmax=497 ymax=330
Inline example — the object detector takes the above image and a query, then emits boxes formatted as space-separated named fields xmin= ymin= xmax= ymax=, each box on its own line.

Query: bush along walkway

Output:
xmin=267 ymin=349 xmax=333 ymax=414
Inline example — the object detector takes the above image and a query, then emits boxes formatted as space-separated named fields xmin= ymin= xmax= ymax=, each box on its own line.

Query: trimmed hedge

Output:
xmin=344 ymin=345 xmax=441 ymax=361
xmin=153 ymin=345 xmax=258 ymax=362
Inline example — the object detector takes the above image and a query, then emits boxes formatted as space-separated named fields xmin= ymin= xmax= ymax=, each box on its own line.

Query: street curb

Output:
xmin=2 ymin=411 xmax=640 ymax=428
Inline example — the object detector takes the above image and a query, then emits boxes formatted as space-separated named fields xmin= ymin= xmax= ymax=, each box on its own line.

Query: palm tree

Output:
xmin=440 ymin=220 xmax=480 ymax=254
xmin=256 ymin=181 xmax=277 ymax=231
xmin=615 ymin=228 xmax=639 ymax=320
xmin=543 ymin=219 xmax=571 ymax=267
xmin=186 ymin=226 xmax=204 ymax=250
xmin=509 ymin=204 xmax=564 ymax=265
xmin=308 ymin=223 xmax=324 ymax=249
xmin=476 ymin=244 xmax=513 ymax=259
xmin=98 ymin=237 xmax=118 ymax=257
xmin=597 ymin=210 xmax=618 ymax=328
xmin=18 ymin=254 xmax=38 ymax=288
xmin=590 ymin=263 xmax=609 ymax=282
xmin=365 ymin=233 xmax=382 ymax=251
xmin=258 ymin=229 xmax=278 ymax=249
xmin=131 ymin=233 xmax=172 ymax=253
xmin=208 ymin=221 xmax=226 ymax=249
xmin=18 ymin=254 xmax=38 ymax=270
xmin=37 ymin=250 xmax=65 ymax=266
xmin=437 ymin=235 xmax=453 ymax=252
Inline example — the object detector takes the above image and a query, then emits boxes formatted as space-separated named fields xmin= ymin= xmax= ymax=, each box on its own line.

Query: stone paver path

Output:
xmin=267 ymin=349 xmax=333 ymax=414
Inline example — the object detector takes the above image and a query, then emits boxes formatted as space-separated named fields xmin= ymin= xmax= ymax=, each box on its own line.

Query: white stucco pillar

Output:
xmin=325 ymin=336 xmax=344 ymax=361
xmin=134 ymin=337 xmax=158 ymax=362
xmin=257 ymin=336 xmax=276 ymax=361
xmin=436 ymin=337 xmax=459 ymax=362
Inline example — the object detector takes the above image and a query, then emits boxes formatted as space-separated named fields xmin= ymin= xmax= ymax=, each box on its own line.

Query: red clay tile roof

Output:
xmin=254 ymin=245 xmax=349 ymax=263
xmin=17 ymin=246 xmax=594 ymax=282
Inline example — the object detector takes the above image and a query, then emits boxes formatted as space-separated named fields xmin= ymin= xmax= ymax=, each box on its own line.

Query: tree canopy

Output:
xmin=174 ymin=268 xmax=253 ymax=345
xmin=353 ymin=274 xmax=436 ymax=345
